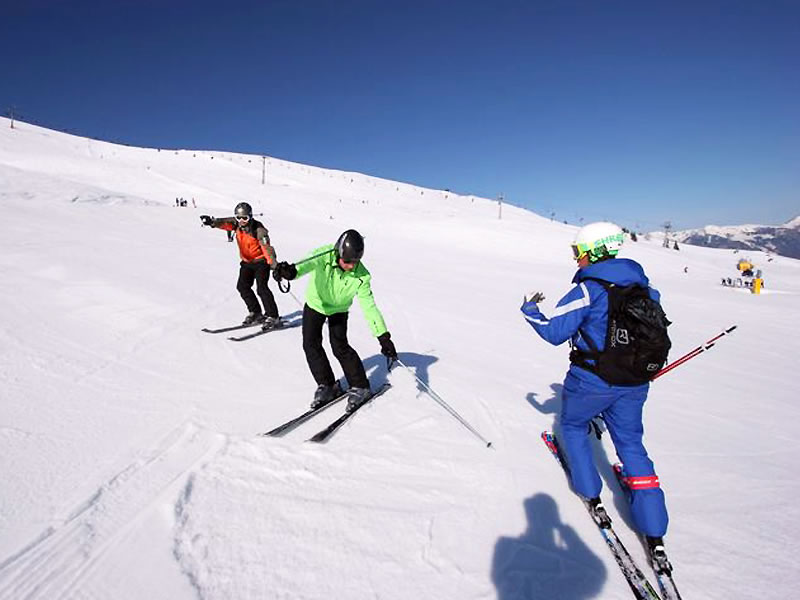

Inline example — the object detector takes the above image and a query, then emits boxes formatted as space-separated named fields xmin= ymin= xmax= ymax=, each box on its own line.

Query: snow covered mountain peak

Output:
xmin=658 ymin=217 xmax=800 ymax=259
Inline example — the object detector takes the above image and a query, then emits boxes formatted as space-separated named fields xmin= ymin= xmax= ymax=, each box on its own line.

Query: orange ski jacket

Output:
xmin=212 ymin=218 xmax=276 ymax=265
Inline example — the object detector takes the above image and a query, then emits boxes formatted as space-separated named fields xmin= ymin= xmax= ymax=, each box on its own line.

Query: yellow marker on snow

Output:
xmin=753 ymin=278 xmax=763 ymax=295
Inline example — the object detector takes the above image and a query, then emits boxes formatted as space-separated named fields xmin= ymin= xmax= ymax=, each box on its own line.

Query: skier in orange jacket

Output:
xmin=200 ymin=202 xmax=281 ymax=327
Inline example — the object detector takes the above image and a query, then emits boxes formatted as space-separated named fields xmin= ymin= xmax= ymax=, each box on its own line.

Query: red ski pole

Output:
xmin=652 ymin=325 xmax=737 ymax=380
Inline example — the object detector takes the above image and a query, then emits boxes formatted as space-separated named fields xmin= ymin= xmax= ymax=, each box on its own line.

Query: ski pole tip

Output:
xmin=487 ymin=441 xmax=493 ymax=449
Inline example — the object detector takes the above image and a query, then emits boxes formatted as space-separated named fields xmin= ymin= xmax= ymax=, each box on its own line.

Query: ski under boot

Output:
xmin=646 ymin=536 xmax=673 ymax=575
xmin=586 ymin=497 xmax=612 ymax=529
xmin=242 ymin=312 xmax=263 ymax=325
xmin=311 ymin=382 xmax=344 ymax=409
xmin=345 ymin=387 xmax=372 ymax=413
xmin=261 ymin=316 xmax=283 ymax=331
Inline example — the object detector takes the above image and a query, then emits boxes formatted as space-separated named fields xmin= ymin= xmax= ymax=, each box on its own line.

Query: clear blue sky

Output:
xmin=3 ymin=0 xmax=798 ymax=230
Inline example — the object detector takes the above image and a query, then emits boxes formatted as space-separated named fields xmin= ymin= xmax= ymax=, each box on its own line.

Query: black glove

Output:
xmin=378 ymin=332 xmax=398 ymax=365
xmin=200 ymin=215 xmax=214 ymax=226
xmin=272 ymin=261 xmax=298 ymax=282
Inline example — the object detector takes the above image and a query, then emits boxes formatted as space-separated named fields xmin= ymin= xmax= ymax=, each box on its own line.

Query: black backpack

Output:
xmin=570 ymin=278 xmax=672 ymax=385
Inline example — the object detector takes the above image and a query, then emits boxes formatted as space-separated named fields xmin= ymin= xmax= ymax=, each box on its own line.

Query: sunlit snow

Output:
xmin=1 ymin=118 xmax=798 ymax=599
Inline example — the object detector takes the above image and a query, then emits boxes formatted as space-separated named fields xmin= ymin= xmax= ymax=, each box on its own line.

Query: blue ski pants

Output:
xmin=560 ymin=370 xmax=669 ymax=538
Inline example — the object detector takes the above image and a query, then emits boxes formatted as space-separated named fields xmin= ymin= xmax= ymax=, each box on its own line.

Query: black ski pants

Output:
xmin=302 ymin=303 xmax=368 ymax=389
xmin=237 ymin=260 xmax=278 ymax=318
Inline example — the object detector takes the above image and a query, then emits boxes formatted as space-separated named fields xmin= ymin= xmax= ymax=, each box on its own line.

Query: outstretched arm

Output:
xmin=521 ymin=283 xmax=591 ymax=346
xmin=295 ymin=244 xmax=335 ymax=278
xmin=199 ymin=215 xmax=235 ymax=231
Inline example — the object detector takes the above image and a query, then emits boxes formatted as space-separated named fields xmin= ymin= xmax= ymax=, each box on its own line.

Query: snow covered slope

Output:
xmin=1 ymin=118 xmax=799 ymax=599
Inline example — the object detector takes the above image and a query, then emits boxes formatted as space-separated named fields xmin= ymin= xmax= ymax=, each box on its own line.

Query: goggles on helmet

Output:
xmin=571 ymin=243 xmax=590 ymax=261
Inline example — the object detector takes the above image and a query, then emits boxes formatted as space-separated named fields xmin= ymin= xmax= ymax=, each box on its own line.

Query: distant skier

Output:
xmin=199 ymin=202 xmax=281 ymax=328
xmin=520 ymin=222 xmax=672 ymax=573
xmin=272 ymin=229 xmax=398 ymax=412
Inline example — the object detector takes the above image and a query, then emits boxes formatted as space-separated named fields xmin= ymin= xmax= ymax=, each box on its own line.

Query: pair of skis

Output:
xmin=541 ymin=432 xmax=682 ymax=600
xmin=201 ymin=317 xmax=301 ymax=341
xmin=260 ymin=383 xmax=391 ymax=443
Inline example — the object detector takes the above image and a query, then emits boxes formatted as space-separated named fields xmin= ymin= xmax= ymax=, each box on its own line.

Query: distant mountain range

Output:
xmin=654 ymin=216 xmax=800 ymax=259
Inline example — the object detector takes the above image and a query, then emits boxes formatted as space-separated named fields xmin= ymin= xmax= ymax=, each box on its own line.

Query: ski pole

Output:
xmin=396 ymin=359 xmax=493 ymax=448
xmin=276 ymin=249 xmax=334 ymax=294
xmin=295 ymin=248 xmax=334 ymax=267
xmin=652 ymin=325 xmax=737 ymax=380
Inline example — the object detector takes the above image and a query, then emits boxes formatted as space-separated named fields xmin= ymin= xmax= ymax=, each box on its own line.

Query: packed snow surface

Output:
xmin=1 ymin=119 xmax=798 ymax=599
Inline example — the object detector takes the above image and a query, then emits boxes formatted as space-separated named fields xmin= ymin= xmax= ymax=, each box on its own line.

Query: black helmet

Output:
xmin=335 ymin=229 xmax=364 ymax=263
xmin=234 ymin=202 xmax=253 ymax=221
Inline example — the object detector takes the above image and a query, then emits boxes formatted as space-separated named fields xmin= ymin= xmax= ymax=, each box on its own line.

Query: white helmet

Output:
xmin=572 ymin=222 xmax=624 ymax=263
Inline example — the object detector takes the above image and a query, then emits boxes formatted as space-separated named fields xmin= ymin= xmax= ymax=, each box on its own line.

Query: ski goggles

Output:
xmin=340 ymin=258 xmax=359 ymax=266
xmin=571 ymin=244 xmax=589 ymax=260
xmin=235 ymin=215 xmax=250 ymax=223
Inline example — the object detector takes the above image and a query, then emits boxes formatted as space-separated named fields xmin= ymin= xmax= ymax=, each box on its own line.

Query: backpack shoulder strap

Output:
xmin=579 ymin=276 xmax=613 ymax=289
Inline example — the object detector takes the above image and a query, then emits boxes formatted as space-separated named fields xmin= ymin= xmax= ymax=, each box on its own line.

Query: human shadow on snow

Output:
xmin=527 ymin=383 xmax=564 ymax=418
xmin=491 ymin=493 xmax=606 ymax=599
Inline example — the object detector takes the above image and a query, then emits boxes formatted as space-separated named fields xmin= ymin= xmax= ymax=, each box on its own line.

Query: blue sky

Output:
xmin=3 ymin=0 xmax=798 ymax=230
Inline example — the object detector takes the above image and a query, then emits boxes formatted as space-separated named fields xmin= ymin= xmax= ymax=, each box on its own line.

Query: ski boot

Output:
xmin=646 ymin=536 xmax=673 ymax=575
xmin=311 ymin=382 xmax=343 ymax=409
xmin=586 ymin=497 xmax=612 ymax=529
xmin=242 ymin=311 xmax=263 ymax=325
xmin=261 ymin=316 xmax=283 ymax=331
xmin=345 ymin=387 xmax=372 ymax=413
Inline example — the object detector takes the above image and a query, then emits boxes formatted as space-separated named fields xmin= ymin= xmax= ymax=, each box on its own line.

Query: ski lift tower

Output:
xmin=662 ymin=221 xmax=672 ymax=248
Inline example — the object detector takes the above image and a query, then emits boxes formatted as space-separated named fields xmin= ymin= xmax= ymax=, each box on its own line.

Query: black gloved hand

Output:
xmin=378 ymin=332 xmax=398 ymax=366
xmin=272 ymin=261 xmax=298 ymax=282
xmin=200 ymin=215 xmax=214 ymax=226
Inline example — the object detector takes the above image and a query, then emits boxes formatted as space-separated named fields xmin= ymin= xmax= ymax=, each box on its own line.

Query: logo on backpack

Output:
xmin=570 ymin=279 xmax=671 ymax=385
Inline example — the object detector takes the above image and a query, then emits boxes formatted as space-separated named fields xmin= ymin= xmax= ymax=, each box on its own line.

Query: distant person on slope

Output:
xmin=272 ymin=229 xmax=398 ymax=412
xmin=199 ymin=202 xmax=281 ymax=328
xmin=520 ymin=222 xmax=673 ymax=574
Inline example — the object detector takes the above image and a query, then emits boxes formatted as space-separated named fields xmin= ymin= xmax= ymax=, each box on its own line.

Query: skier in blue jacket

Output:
xmin=521 ymin=222 xmax=672 ymax=573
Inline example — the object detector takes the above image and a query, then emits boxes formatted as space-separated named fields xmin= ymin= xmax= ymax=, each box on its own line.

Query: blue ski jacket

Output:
xmin=521 ymin=258 xmax=661 ymax=387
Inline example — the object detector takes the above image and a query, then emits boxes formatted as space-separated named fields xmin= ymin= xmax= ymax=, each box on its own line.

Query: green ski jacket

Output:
xmin=296 ymin=244 xmax=388 ymax=337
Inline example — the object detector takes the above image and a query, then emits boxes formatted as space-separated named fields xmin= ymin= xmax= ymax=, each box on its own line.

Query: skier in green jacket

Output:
xmin=273 ymin=229 xmax=398 ymax=411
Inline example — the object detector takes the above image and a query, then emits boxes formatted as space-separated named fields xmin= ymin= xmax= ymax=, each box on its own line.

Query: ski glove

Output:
xmin=272 ymin=261 xmax=298 ymax=282
xmin=378 ymin=332 xmax=398 ymax=366
xmin=200 ymin=215 xmax=214 ymax=226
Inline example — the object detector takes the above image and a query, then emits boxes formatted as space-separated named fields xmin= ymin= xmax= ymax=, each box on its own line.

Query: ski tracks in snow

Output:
xmin=171 ymin=439 xmax=501 ymax=600
xmin=0 ymin=421 xmax=225 ymax=600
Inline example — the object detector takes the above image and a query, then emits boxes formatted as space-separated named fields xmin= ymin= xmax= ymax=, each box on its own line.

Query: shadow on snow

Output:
xmin=491 ymin=493 xmax=606 ymax=599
